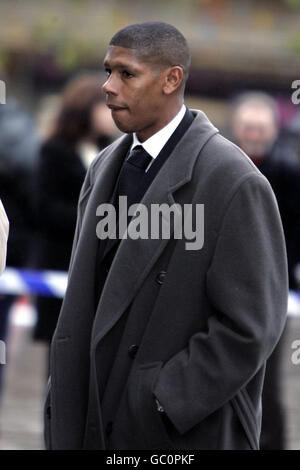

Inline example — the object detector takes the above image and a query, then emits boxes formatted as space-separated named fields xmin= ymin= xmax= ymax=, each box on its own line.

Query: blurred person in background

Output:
xmin=0 ymin=100 xmax=39 ymax=398
xmin=0 ymin=198 xmax=9 ymax=382
xmin=285 ymin=109 xmax=300 ymax=166
xmin=230 ymin=92 xmax=300 ymax=449
xmin=0 ymin=199 xmax=9 ymax=275
xmin=32 ymin=74 xmax=116 ymax=361
xmin=230 ymin=93 xmax=300 ymax=291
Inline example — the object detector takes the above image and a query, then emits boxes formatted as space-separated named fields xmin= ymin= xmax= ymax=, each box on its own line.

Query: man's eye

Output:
xmin=122 ymin=70 xmax=133 ymax=78
xmin=105 ymin=69 xmax=111 ymax=77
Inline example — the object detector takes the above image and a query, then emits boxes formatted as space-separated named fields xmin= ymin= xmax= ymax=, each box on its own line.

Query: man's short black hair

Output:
xmin=109 ymin=22 xmax=191 ymax=91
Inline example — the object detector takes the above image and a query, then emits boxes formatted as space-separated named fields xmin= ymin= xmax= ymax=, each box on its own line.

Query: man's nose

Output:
xmin=102 ymin=75 xmax=118 ymax=96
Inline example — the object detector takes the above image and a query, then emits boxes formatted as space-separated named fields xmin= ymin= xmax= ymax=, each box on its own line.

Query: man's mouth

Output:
xmin=107 ymin=104 xmax=128 ymax=112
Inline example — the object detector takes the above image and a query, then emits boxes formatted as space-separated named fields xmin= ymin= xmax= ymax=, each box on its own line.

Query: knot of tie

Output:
xmin=127 ymin=145 xmax=153 ymax=171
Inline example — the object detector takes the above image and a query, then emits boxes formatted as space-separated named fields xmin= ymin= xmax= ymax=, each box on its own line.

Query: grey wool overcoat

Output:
xmin=44 ymin=109 xmax=288 ymax=450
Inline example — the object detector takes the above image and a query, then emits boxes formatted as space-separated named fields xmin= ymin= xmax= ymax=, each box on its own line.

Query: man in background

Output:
xmin=231 ymin=92 xmax=300 ymax=290
xmin=231 ymin=92 xmax=300 ymax=449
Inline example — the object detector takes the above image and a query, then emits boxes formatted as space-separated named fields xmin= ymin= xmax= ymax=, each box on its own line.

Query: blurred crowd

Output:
xmin=0 ymin=75 xmax=300 ymax=449
xmin=0 ymin=73 xmax=118 ymax=393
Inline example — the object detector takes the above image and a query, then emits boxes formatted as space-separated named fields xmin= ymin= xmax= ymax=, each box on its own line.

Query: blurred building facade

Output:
xmin=0 ymin=0 xmax=300 ymax=130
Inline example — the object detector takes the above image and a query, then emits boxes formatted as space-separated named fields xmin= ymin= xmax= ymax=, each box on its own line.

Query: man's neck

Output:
xmin=131 ymin=104 xmax=186 ymax=162
xmin=136 ymin=101 xmax=184 ymax=142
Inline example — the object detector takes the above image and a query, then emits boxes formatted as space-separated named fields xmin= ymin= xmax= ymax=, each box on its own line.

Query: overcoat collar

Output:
xmin=74 ymin=109 xmax=218 ymax=349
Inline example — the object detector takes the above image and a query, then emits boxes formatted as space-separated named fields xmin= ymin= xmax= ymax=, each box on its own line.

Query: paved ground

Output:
xmin=0 ymin=300 xmax=47 ymax=450
xmin=0 ymin=299 xmax=299 ymax=450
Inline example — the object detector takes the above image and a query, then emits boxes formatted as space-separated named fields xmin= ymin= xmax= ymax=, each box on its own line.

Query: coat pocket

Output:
xmin=135 ymin=361 xmax=175 ymax=450
xmin=230 ymin=388 xmax=259 ymax=450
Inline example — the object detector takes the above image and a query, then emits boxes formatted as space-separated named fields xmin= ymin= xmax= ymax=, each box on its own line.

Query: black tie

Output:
xmin=116 ymin=145 xmax=153 ymax=209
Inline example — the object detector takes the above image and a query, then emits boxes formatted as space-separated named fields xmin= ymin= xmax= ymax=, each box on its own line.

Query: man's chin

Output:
xmin=112 ymin=119 xmax=135 ymax=135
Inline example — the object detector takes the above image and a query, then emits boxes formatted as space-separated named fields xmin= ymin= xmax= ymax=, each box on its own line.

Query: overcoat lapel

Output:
xmin=90 ymin=110 xmax=219 ymax=350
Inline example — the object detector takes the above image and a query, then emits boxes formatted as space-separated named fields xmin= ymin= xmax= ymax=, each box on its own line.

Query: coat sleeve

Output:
xmin=153 ymin=172 xmax=288 ymax=435
xmin=0 ymin=198 xmax=9 ymax=274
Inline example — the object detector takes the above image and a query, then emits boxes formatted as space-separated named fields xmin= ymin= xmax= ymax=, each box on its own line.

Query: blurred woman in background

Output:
xmin=0 ymin=100 xmax=39 ymax=398
xmin=32 ymin=73 xmax=116 ymax=355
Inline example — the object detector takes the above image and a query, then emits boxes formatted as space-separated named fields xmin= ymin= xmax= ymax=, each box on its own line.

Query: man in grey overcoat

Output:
xmin=44 ymin=22 xmax=288 ymax=450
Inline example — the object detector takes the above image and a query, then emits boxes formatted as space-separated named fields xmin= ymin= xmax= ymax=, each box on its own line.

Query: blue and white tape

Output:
xmin=0 ymin=268 xmax=67 ymax=298
xmin=0 ymin=267 xmax=299 ymax=317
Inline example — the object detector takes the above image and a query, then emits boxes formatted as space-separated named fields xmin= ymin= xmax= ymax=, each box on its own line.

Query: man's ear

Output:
xmin=162 ymin=66 xmax=184 ymax=95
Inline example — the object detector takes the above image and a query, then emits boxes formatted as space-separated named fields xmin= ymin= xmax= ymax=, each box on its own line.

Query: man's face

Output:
xmin=232 ymin=104 xmax=278 ymax=158
xmin=102 ymin=46 xmax=167 ymax=141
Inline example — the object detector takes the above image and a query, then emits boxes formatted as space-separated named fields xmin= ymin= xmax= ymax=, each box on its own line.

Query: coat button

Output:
xmin=156 ymin=271 xmax=166 ymax=285
xmin=128 ymin=344 xmax=139 ymax=358
xmin=106 ymin=421 xmax=113 ymax=436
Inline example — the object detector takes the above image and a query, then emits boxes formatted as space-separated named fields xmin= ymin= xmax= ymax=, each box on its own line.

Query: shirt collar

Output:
xmin=131 ymin=104 xmax=186 ymax=159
